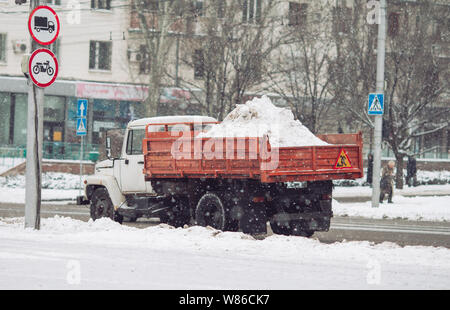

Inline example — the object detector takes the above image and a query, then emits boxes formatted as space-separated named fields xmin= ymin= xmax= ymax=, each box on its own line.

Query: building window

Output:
xmin=0 ymin=93 xmax=11 ymax=145
xmin=288 ymin=2 xmax=308 ymax=27
xmin=217 ymin=0 xmax=226 ymax=18
xmin=89 ymin=41 xmax=112 ymax=70
xmin=91 ymin=0 xmax=111 ymax=10
xmin=45 ymin=0 xmax=61 ymax=5
xmin=193 ymin=49 xmax=204 ymax=79
xmin=0 ymin=33 xmax=6 ymax=62
xmin=333 ymin=6 xmax=351 ymax=34
xmin=139 ymin=45 xmax=150 ymax=75
xmin=191 ymin=1 xmax=204 ymax=17
xmin=242 ymin=0 xmax=262 ymax=24
xmin=388 ymin=12 xmax=400 ymax=37
xmin=148 ymin=0 xmax=159 ymax=11
xmin=49 ymin=38 xmax=60 ymax=59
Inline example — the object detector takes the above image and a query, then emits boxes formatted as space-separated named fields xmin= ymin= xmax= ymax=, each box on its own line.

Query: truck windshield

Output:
xmin=126 ymin=129 xmax=145 ymax=155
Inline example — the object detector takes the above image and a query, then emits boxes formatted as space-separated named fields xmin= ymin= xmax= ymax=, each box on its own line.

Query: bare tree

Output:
xmin=331 ymin=0 xmax=449 ymax=189
xmin=267 ymin=1 xmax=335 ymax=134
xmin=382 ymin=1 xmax=449 ymax=188
xmin=329 ymin=1 xmax=378 ymax=130
xmin=176 ymin=0 xmax=291 ymax=120
xmin=131 ymin=0 xmax=185 ymax=117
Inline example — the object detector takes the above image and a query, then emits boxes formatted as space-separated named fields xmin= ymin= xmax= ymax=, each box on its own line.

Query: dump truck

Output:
xmin=79 ymin=115 xmax=363 ymax=236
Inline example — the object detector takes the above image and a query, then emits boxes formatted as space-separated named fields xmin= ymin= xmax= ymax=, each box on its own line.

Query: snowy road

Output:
xmin=0 ymin=202 xmax=449 ymax=248
xmin=0 ymin=217 xmax=449 ymax=289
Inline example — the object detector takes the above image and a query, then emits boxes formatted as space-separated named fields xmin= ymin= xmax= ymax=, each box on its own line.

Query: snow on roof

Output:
xmin=127 ymin=115 xmax=217 ymax=128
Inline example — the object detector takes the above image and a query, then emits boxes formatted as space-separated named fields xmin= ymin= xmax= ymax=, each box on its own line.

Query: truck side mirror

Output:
xmin=106 ymin=136 xmax=111 ymax=159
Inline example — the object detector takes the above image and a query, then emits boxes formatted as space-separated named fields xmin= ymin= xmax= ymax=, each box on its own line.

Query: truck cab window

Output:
xmin=168 ymin=124 xmax=190 ymax=132
xmin=126 ymin=129 xmax=145 ymax=155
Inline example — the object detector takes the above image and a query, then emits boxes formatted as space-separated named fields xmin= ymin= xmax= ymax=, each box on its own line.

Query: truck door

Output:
xmin=120 ymin=128 xmax=149 ymax=193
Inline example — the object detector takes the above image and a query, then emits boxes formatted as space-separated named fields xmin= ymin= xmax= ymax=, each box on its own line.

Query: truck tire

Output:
xmin=195 ymin=192 xmax=238 ymax=231
xmin=90 ymin=187 xmax=123 ymax=224
xmin=123 ymin=216 xmax=138 ymax=223
xmin=269 ymin=219 xmax=291 ymax=236
xmin=270 ymin=219 xmax=314 ymax=237
xmin=160 ymin=196 xmax=190 ymax=228
xmin=290 ymin=220 xmax=314 ymax=238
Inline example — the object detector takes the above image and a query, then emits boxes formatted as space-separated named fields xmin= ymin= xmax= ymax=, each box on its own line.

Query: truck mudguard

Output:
xmin=84 ymin=175 xmax=125 ymax=211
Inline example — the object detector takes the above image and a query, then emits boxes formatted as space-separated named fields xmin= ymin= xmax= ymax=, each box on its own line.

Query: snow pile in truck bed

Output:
xmin=198 ymin=96 xmax=328 ymax=147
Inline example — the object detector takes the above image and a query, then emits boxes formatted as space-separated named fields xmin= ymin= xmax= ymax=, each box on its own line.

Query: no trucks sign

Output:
xmin=28 ymin=5 xmax=60 ymax=45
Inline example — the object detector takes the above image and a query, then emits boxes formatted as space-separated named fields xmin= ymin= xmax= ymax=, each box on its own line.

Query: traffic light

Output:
xmin=15 ymin=0 xmax=26 ymax=4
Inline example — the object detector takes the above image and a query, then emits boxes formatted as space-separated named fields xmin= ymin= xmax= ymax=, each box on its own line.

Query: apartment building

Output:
xmin=0 ymin=0 xmax=198 ymax=157
xmin=0 ymin=0 xmax=448 ymax=161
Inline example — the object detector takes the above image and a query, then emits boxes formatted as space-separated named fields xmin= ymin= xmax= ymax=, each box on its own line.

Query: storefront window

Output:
xmin=92 ymin=99 xmax=120 ymax=145
xmin=0 ymin=92 xmax=11 ymax=145
xmin=44 ymin=96 xmax=65 ymax=122
xmin=13 ymin=94 xmax=28 ymax=147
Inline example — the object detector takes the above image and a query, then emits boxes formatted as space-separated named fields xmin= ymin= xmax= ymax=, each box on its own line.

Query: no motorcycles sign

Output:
xmin=29 ymin=48 xmax=59 ymax=88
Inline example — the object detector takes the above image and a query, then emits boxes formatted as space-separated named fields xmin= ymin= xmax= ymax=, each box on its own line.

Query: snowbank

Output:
xmin=199 ymin=96 xmax=328 ymax=147
xmin=332 ymin=196 xmax=450 ymax=221
xmin=0 ymin=172 xmax=86 ymax=190
xmin=0 ymin=216 xmax=449 ymax=289
xmin=333 ymin=169 xmax=450 ymax=187
xmin=0 ymin=172 xmax=85 ymax=203
xmin=0 ymin=157 xmax=26 ymax=174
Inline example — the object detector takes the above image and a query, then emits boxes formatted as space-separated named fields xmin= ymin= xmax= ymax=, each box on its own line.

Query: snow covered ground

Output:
xmin=333 ymin=196 xmax=450 ymax=222
xmin=334 ymin=169 xmax=450 ymax=186
xmin=0 ymin=157 xmax=25 ymax=174
xmin=333 ymin=184 xmax=450 ymax=198
xmin=0 ymin=172 xmax=85 ymax=203
xmin=0 ymin=216 xmax=449 ymax=289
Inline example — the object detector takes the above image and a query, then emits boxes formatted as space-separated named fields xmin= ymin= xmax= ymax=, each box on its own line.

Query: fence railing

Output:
xmin=382 ymin=146 xmax=449 ymax=160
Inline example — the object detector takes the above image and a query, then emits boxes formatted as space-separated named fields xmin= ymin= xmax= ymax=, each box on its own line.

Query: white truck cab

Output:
xmin=78 ymin=115 xmax=217 ymax=222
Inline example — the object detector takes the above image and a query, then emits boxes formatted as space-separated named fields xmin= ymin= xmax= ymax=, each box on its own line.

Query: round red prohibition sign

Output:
xmin=29 ymin=48 xmax=59 ymax=88
xmin=28 ymin=5 xmax=60 ymax=46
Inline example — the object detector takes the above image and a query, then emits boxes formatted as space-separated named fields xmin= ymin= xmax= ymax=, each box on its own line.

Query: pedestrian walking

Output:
xmin=367 ymin=153 xmax=373 ymax=186
xmin=406 ymin=155 xmax=417 ymax=187
xmin=380 ymin=160 xmax=395 ymax=203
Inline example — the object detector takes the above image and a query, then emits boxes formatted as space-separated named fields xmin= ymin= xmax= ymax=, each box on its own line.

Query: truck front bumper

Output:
xmin=76 ymin=196 xmax=90 ymax=205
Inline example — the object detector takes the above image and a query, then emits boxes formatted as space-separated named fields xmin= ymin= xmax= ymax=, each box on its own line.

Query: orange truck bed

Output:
xmin=143 ymin=122 xmax=363 ymax=183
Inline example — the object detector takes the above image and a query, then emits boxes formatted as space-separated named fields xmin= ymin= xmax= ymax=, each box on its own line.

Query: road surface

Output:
xmin=1 ymin=202 xmax=449 ymax=248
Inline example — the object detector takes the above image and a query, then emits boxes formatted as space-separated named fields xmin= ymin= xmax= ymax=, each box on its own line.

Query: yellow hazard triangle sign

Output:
xmin=334 ymin=149 xmax=352 ymax=169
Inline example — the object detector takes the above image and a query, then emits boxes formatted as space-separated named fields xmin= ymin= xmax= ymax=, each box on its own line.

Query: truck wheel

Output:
xmin=195 ymin=192 xmax=237 ymax=231
xmin=290 ymin=221 xmax=314 ymax=238
xmin=269 ymin=219 xmax=291 ymax=236
xmin=90 ymin=187 xmax=122 ymax=224
xmin=161 ymin=196 xmax=190 ymax=228
xmin=123 ymin=216 xmax=138 ymax=223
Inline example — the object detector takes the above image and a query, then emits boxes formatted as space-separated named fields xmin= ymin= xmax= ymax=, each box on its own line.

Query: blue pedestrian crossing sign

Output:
xmin=77 ymin=99 xmax=88 ymax=118
xmin=368 ymin=93 xmax=384 ymax=115
xmin=76 ymin=118 xmax=87 ymax=136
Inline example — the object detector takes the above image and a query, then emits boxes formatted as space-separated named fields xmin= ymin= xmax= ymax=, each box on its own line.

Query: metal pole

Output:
xmin=371 ymin=0 xmax=386 ymax=208
xmin=79 ymin=135 xmax=83 ymax=197
xmin=175 ymin=34 xmax=180 ymax=87
xmin=25 ymin=0 xmax=43 ymax=229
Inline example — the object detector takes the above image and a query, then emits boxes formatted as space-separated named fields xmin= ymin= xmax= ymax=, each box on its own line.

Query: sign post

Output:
xmin=371 ymin=0 xmax=387 ymax=209
xmin=77 ymin=99 xmax=88 ymax=196
xmin=25 ymin=2 xmax=60 ymax=229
